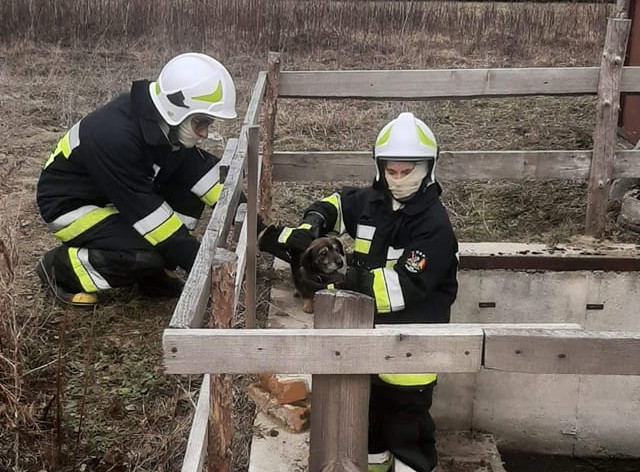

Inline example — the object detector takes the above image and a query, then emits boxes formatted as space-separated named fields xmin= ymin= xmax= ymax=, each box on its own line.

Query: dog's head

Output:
xmin=301 ymin=237 xmax=345 ymax=275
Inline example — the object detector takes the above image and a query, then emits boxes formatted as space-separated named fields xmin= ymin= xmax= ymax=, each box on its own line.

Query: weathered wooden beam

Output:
xmin=484 ymin=329 xmax=640 ymax=375
xmin=309 ymin=291 xmax=373 ymax=472
xmin=163 ymin=323 xmax=483 ymax=374
xmin=260 ymin=53 xmax=281 ymax=223
xmin=245 ymin=126 xmax=260 ymax=328
xmin=586 ymin=17 xmax=632 ymax=237
xmin=181 ymin=374 xmax=210 ymax=472
xmin=217 ymin=138 xmax=238 ymax=184
xmin=270 ymin=149 xmax=640 ymax=182
xmin=278 ymin=67 xmax=640 ymax=99
xmin=208 ymin=249 xmax=236 ymax=472
xmin=169 ymin=138 xmax=245 ymax=329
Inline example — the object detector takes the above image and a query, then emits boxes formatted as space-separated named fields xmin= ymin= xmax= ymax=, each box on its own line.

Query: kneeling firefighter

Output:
xmin=36 ymin=53 xmax=237 ymax=307
xmin=259 ymin=112 xmax=459 ymax=472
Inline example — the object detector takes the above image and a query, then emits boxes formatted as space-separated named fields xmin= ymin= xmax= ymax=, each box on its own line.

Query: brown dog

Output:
xmin=291 ymin=237 xmax=345 ymax=313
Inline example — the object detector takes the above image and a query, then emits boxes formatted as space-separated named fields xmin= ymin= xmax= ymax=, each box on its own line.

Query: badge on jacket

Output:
xmin=404 ymin=250 xmax=426 ymax=273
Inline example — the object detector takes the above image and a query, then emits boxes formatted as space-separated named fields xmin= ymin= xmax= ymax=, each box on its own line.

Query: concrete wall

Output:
xmin=432 ymin=269 xmax=640 ymax=457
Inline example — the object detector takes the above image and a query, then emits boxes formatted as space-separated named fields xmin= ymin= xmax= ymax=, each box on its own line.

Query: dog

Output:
xmin=291 ymin=237 xmax=345 ymax=313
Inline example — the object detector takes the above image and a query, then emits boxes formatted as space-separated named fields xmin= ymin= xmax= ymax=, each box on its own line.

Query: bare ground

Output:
xmin=1 ymin=14 xmax=640 ymax=471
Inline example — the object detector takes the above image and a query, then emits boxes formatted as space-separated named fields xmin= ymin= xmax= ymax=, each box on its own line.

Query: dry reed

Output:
xmin=1 ymin=1 xmax=612 ymax=62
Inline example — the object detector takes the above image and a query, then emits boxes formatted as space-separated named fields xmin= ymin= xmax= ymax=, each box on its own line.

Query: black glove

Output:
xmin=337 ymin=267 xmax=374 ymax=297
xmin=258 ymin=225 xmax=292 ymax=263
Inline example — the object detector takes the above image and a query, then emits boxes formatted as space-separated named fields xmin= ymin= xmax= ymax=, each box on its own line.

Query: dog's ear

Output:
xmin=332 ymin=238 xmax=345 ymax=256
xmin=300 ymin=244 xmax=315 ymax=270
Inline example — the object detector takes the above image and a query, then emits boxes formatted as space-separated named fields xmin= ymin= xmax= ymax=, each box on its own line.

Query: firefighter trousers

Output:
xmin=368 ymin=380 xmax=437 ymax=472
xmin=40 ymin=184 xmax=205 ymax=295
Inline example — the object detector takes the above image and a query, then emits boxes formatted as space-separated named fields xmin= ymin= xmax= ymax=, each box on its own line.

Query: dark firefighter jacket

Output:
xmin=304 ymin=183 xmax=458 ymax=324
xmin=36 ymin=80 xmax=223 ymax=272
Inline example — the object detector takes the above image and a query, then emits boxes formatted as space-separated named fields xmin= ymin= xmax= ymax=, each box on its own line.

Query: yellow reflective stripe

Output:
xmin=277 ymin=223 xmax=311 ymax=244
xmin=320 ymin=193 xmax=345 ymax=233
xmin=54 ymin=207 xmax=119 ymax=242
xmin=44 ymin=121 xmax=81 ymax=168
xmin=354 ymin=238 xmax=371 ymax=254
xmin=385 ymin=260 xmax=396 ymax=268
xmin=200 ymin=183 xmax=223 ymax=206
xmin=372 ymin=268 xmax=390 ymax=313
xmin=68 ymin=248 xmax=98 ymax=293
xmin=144 ymin=213 xmax=182 ymax=246
xmin=378 ymin=373 xmax=437 ymax=386
xmin=372 ymin=268 xmax=405 ymax=313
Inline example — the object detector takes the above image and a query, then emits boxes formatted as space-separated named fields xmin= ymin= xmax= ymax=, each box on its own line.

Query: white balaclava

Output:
xmin=177 ymin=117 xmax=202 ymax=148
xmin=385 ymin=161 xmax=429 ymax=202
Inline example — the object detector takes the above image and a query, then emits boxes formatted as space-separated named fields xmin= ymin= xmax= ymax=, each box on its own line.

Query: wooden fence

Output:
xmin=163 ymin=3 xmax=640 ymax=471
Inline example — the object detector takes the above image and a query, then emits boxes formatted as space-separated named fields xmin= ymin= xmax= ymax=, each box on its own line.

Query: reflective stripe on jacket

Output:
xmin=36 ymin=80 xmax=222 ymax=271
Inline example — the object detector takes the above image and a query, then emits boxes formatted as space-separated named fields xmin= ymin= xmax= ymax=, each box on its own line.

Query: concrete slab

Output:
xmin=249 ymin=421 xmax=507 ymax=472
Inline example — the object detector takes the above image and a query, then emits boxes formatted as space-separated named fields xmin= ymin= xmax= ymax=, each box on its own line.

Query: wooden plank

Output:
xmin=245 ymin=126 xmax=260 ymax=328
xmin=260 ymin=53 xmax=280 ymax=222
xmin=181 ymin=374 xmax=210 ymax=472
xmin=208 ymin=249 xmax=236 ymax=472
xmin=245 ymin=71 xmax=267 ymax=127
xmin=484 ymin=329 xmax=640 ymax=375
xmin=381 ymin=323 xmax=582 ymax=331
xmin=271 ymin=149 xmax=640 ymax=182
xmin=169 ymin=139 xmax=246 ymax=329
xmin=586 ymin=17 xmax=632 ymax=237
xmin=279 ymin=68 xmax=603 ymax=99
xmin=163 ymin=324 xmax=483 ymax=374
xmin=271 ymin=150 xmax=593 ymax=182
xmin=612 ymin=149 xmax=640 ymax=176
xmin=232 ymin=217 xmax=248 ymax=317
xmin=217 ymin=138 xmax=238 ymax=184
xmin=279 ymin=68 xmax=640 ymax=99
xmin=232 ymin=202 xmax=246 ymax=243
xmin=309 ymin=291 xmax=373 ymax=472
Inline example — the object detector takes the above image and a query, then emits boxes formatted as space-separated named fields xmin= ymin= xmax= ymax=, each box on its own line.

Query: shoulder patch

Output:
xmin=404 ymin=250 xmax=427 ymax=273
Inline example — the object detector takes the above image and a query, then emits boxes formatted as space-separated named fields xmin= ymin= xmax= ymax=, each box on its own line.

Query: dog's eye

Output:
xmin=319 ymin=247 xmax=328 ymax=256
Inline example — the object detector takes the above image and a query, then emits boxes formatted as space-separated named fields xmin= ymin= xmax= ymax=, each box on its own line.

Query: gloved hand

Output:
xmin=276 ymin=223 xmax=315 ymax=253
xmin=258 ymin=225 xmax=292 ymax=263
xmin=335 ymin=267 xmax=374 ymax=297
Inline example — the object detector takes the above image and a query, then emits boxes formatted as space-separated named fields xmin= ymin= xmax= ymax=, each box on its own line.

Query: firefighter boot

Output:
xmin=138 ymin=269 xmax=185 ymax=298
xmin=35 ymin=247 xmax=98 ymax=308
xmin=368 ymin=451 xmax=393 ymax=472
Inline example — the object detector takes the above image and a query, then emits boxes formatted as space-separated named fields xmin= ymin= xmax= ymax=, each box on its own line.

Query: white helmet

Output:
xmin=373 ymin=112 xmax=439 ymax=186
xmin=149 ymin=53 xmax=237 ymax=126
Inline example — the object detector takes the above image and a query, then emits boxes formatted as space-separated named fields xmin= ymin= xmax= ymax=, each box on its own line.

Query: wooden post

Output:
xmin=309 ymin=290 xmax=374 ymax=472
xmin=260 ymin=52 xmax=281 ymax=223
xmin=245 ymin=125 xmax=260 ymax=328
xmin=585 ymin=14 xmax=632 ymax=237
xmin=207 ymin=248 xmax=237 ymax=472
xmin=620 ymin=0 xmax=640 ymax=143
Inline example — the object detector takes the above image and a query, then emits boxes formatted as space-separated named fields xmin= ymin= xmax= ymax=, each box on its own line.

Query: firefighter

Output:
xmin=259 ymin=112 xmax=459 ymax=472
xmin=35 ymin=52 xmax=237 ymax=307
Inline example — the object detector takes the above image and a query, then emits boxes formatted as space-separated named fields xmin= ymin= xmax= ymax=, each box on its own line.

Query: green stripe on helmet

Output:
xmin=192 ymin=81 xmax=222 ymax=103
xmin=416 ymin=125 xmax=436 ymax=149
xmin=375 ymin=124 xmax=393 ymax=146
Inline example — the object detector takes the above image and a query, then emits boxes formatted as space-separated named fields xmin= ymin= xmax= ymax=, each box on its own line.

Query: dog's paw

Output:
xmin=302 ymin=298 xmax=314 ymax=313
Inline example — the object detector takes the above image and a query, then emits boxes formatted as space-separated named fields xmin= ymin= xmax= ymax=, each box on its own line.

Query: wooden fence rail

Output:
xmin=278 ymin=67 xmax=640 ymax=99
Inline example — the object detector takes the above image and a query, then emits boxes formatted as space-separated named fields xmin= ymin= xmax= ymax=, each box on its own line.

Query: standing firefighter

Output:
xmin=260 ymin=112 xmax=458 ymax=472
xmin=36 ymin=53 xmax=237 ymax=307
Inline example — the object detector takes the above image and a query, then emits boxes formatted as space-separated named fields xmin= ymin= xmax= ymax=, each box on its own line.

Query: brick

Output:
xmin=259 ymin=373 xmax=309 ymax=404
xmin=248 ymin=383 xmax=310 ymax=432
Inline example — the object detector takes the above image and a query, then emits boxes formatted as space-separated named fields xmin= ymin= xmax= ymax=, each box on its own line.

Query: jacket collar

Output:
xmin=130 ymin=80 xmax=171 ymax=147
